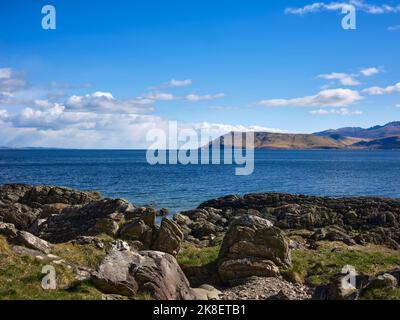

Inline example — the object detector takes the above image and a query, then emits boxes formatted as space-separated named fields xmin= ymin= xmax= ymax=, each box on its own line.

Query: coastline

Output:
xmin=1 ymin=184 xmax=400 ymax=300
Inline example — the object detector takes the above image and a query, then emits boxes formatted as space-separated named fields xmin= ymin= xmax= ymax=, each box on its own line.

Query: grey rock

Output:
xmin=218 ymin=215 xmax=291 ymax=282
xmin=92 ymin=249 xmax=195 ymax=300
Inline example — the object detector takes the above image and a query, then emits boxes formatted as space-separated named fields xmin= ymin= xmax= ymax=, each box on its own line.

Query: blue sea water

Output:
xmin=1 ymin=149 xmax=399 ymax=213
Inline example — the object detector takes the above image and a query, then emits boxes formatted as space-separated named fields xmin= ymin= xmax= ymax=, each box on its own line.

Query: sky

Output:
xmin=0 ymin=0 xmax=400 ymax=148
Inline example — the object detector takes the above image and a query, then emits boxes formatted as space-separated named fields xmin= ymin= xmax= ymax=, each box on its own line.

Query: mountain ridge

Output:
xmin=211 ymin=121 xmax=400 ymax=150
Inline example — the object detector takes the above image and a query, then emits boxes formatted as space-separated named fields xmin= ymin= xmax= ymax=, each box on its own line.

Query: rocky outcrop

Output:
xmin=119 ymin=209 xmax=183 ymax=256
xmin=92 ymin=248 xmax=195 ymax=300
xmin=0 ymin=222 xmax=52 ymax=253
xmin=183 ymin=193 xmax=400 ymax=249
xmin=35 ymin=198 xmax=133 ymax=243
xmin=0 ymin=184 xmax=101 ymax=230
xmin=217 ymin=215 xmax=291 ymax=282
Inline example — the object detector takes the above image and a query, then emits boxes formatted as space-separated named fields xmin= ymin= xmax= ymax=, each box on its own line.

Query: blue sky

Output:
xmin=0 ymin=0 xmax=400 ymax=148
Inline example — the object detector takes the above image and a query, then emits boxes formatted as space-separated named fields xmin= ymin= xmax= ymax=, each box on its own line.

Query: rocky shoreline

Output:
xmin=1 ymin=184 xmax=400 ymax=300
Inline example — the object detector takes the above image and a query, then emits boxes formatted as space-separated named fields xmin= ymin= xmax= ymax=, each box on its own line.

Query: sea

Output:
xmin=1 ymin=149 xmax=399 ymax=213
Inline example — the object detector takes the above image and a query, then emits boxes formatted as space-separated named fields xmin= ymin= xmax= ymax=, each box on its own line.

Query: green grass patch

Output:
xmin=177 ymin=242 xmax=220 ymax=267
xmin=52 ymin=242 xmax=107 ymax=269
xmin=286 ymin=241 xmax=400 ymax=287
xmin=0 ymin=236 xmax=102 ymax=300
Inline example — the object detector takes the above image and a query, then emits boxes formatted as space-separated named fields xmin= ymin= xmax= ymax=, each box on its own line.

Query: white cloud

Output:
xmin=65 ymin=91 xmax=154 ymax=114
xmin=142 ymin=92 xmax=175 ymax=101
xmin=388 ymin=25 xmax=400 ymax=31
xmin=168 ymin=79 xmax=192 ymax=88
xmin=363 ymin=82 xmax=400 ymax=95
xmin=259 ymin=88 xmax=363 ymax=107
xmin=310 ymin=108 xmax=363 ymax=116
xmin=185 ymin=93 xmax=225 ymax=102
xmin=318 ymin=72 xmax=360 ymax=86
xmin=360 ymin=67 xmax=380 ymax=77
xmin=285 ymin=1 xmax=400 ymax=15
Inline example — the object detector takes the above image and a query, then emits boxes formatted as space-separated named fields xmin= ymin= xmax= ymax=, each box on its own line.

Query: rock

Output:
xmin=152 ymin=218 xmax=183 ymax=256
xmin=92 ymin=249 xmax=140 ymax=296
xmin=191 ymin=220 xmax=218 ymax=239
xmin=20 ymin=185 xmax=101 ymax=206
xmin=193 ymin=285 xmax=221 ymax=300
xmin=0 ymin=202 xmax=40 ymax=230
xmin=92 ymin=249 xmax=195 ymax=300
xmin=387 ymin=269 xmax=400 ymax=283
xmin=196 ymin=192 xmax=400 ymax=248
xmin=16 ymin=231 xmax=52 ymax=253
xmin=311 ymin=226 xmax=356 ymax=245
xmin=0 ymin=222 xmax=19 ymax=239
xmin=110 ymin=240 xmax=130 ymax=251
xmin=217 ymin=215 xmax=291 ymax=282
xmin=35 ymin=198 xmax=133 ymax=243
xmin=0 ymin=222 xmax=52 ymax=253
xmin=365 ymin=273 xmax=398 ymax=290
xmin=119 ymin=218 xmax=153 ymax=244
xmin=90 ymin=218 xmax=119 ymax=237
xmin=313 ymin=273 xmax=359 ymax=300
xmin=40 ymin=203 xmax=69 ymax=218
xmin=124 ymin=207 xmax=156 ymax=223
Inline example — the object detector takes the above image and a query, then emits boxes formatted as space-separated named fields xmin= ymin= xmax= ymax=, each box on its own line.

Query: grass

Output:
xmin=285 ymin=241 xmax=400 ymax=287
xmin=52 ymin=242 xmax=107 ymax=269
xmin=0 ymin=236 xmax=103 ymax=300
xmin=177 ymin=242 xmax=220 ymax=267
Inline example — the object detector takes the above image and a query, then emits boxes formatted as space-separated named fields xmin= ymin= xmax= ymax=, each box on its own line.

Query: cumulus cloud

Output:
xmin=318 ymin=72 xmax=360 ymax=86
xmin=259 ymin=88 xmax=363 ymax=107
xmin=185 ymin=93 xmax=225 ymax=102
xmin=362 ymin=82 xmax=400 ymax=95
xmin=360 ymin=67 xmax=380 ymax=77
xmin=285 ymin=1 xmax=400 ymax=15
xmin=65 ymin=91 xmax=154 ymax=114
xmin=310 ymin=108 xmax=363 ymax=116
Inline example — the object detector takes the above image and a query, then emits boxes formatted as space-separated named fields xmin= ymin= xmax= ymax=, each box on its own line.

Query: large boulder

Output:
xmin=313 ymin=270 xmax=361 ymax=300
xmin=152 ymin=218 xmax=183 ymax=256
xmin=217 ymin=215 xmax=291 ymax=282
xmin=92 ymin=249 xmax=195 ymax=300
xmin=0 ymin=222 xmax=52 ymax=253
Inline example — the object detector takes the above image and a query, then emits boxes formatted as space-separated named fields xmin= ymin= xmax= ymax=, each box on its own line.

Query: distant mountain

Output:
xmin=351 ymin=136 xmax=400 ymax=149
xmin=210 ymin=122 xmax=400 ymax=150
xmin=315 ymin=121 xmax=400 ymax=140
xmin=209 ymin=132 xmax=362 ymax=150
